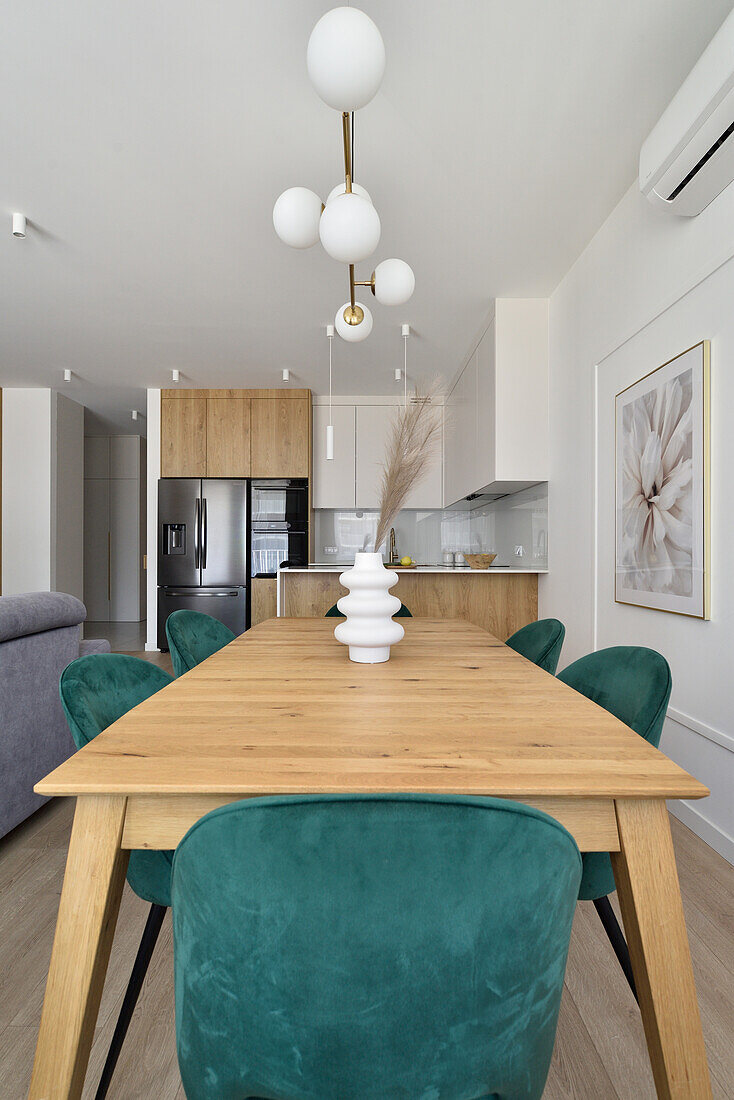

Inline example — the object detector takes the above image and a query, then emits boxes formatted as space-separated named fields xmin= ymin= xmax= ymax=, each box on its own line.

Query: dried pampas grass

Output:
xmin=374 ymin=379 xmax=443 ymax=553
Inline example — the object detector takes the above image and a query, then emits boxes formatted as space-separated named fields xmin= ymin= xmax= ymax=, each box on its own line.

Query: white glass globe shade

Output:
xmin=319 ymin=192 xmax=380 ymax=264
xmin=307 ymin=7 xmax=386 ymax=111
xmin=373 ymin=258 xmax=415 ymax=305
xmin=326 ymin=181 xmax=372 ymax=205
xmin=335 ymin=301 xmax=373 ymax=342
xmin=272 ymin=187 xmax=322 ymax=249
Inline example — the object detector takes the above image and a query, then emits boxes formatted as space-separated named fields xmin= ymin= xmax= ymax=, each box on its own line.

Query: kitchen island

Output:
xmin=277 ymin=564 xmax=547 ymax=640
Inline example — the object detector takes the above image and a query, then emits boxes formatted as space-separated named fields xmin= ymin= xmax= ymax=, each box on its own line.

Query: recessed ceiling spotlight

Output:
xmin=282 ymin=369 xmax=290 ymax=382
xmin=63 ymin=369 xmax=72 ymax=382
xmin=12 ymin=213 xmax=26 ymax=238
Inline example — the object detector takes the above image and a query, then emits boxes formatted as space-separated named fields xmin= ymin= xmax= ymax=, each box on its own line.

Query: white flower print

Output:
xmin=620 ymin=369 xmax=693 ymax=596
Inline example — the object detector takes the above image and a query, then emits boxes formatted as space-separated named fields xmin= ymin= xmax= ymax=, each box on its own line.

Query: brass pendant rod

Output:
xmin=349 ymin=263 xmax=356 ymax=311
xmin=341 ymin=112 xmax=352 ymax=193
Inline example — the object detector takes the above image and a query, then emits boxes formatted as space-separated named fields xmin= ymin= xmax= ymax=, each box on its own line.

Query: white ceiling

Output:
xmin=2 ymin=0 xmax=731 ymax=432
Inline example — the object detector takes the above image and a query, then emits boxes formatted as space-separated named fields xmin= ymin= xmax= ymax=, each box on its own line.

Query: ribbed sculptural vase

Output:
xmin=334 ymin=552 xmax=405 ymax=663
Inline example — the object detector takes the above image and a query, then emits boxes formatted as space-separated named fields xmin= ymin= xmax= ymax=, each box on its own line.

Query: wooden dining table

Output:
xmin=29 ymin=617 xmax=711 ymax=1099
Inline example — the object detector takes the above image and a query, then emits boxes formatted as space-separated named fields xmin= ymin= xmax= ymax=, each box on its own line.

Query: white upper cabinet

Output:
xmin=313 ymin=402 xmax=443 ymax=511
xmin=356 ymin=405 xmax=442 ymax=510
xmin=444 ymin=351 xmax=478 ymax=506
xmin=312 ymin=405 xmax=356 ymax=508
xmin=443 ymin=299 xmax=548 ymax=506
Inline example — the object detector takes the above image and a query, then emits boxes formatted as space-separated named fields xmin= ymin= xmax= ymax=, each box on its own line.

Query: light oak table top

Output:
xmin=38 ymin=617 xmax=708 ymax=802
xmin=29 ymin=618 xmax=713 ymax=1099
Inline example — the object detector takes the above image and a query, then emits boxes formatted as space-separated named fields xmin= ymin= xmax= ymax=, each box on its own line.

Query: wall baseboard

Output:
xmin=669 ymin=799 xmax=734 ymax=865
xmin=144 ymin=642 xmax=160 ymax=652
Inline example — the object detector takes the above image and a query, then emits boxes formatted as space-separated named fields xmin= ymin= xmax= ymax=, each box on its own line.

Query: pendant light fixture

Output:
xmin=326 ymin=324 xmax=335 ymax=460
xmin=402 ymin=324 xmax=410 ymax=408
xmin=273 ymin=7 xmax=414 ymax=342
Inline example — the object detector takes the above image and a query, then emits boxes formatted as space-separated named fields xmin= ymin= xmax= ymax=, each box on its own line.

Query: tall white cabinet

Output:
xmin=444 ymin=299 xmax=549 ymax=506
xmin=84 ymin=436 xmax=146 ymax=621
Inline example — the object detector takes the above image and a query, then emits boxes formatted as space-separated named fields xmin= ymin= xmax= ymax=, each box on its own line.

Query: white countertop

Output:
xmin=279 ymin=564 xmax=548 ymax=575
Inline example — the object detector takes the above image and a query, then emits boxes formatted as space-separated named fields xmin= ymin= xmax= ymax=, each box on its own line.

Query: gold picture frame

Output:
xmin=615 ymin=340 xmax=710 ymax=619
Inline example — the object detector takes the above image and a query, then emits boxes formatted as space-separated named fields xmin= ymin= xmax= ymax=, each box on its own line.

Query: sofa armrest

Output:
xmin=79 ymin=638 xmax=112 ymax=656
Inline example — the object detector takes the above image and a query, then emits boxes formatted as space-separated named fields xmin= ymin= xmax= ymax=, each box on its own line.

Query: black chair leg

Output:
xmin=95 ymin=903 xmax=168 ymax=1100
xmin=593 ymin=895 xmax=638 ymax=1003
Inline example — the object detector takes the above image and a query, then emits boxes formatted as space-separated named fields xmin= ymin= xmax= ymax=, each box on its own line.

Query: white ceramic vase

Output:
xmin=334 ymin=552 xmax=405 ymax=663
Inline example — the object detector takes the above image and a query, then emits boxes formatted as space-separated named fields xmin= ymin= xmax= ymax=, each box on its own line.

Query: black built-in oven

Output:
xmin=250 ymin=479 xmax=308 ymax=577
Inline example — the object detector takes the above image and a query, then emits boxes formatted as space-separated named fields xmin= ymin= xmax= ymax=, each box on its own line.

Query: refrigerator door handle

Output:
xmin=194 ymin=498 xmax=201 ymax=569
xmin=202 ymin=497 xmax=208 ymax=568
xmin=164 ymin=590 xmax=240 ymax=597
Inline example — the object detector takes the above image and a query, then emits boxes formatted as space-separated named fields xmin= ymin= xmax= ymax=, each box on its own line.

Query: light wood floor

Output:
xmin=2 ymin=644 xmax=732 ymax=1097
xmin=1 ymin=801 xmax=731 ymax=1098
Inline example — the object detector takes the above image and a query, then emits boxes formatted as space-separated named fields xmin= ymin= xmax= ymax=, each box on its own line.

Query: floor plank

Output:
xmin=0 ymin=801 xmax=731 ymax=1099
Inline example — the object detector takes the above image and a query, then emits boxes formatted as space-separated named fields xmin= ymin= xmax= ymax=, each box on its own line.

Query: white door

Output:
xmin=312 ymin=405 xmax=356 ymax=508
xmin=83 ymin=478 xmax=110 ymax=620
xmin=109 ymin=478 xmax=141 ymax=621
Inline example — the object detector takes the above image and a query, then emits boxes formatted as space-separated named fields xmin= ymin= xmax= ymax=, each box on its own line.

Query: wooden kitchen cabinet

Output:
xmin=206 ymin=399 xmax=250 ymax=477
xmin=160 ymin=390 xmax=311 ymax=479
xmin=251 ymin=577 xmax=277 ymax=626
xmin=250 ymin=397 xmax=310 ymax=478
xmin=161 ymin=397 xmax=207 ymax=477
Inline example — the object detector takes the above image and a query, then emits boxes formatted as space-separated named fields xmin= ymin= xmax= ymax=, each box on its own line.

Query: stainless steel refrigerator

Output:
xmin=157 ymin=479 xmax=248 ymax=650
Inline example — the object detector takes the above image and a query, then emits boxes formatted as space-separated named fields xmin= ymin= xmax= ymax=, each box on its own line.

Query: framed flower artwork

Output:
xmin=615 ymin=341 xmax=710 ymax=619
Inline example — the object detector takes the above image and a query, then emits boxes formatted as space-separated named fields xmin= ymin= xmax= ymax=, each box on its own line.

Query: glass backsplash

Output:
xmin=312 ymin=484 xmax=548 ymax=569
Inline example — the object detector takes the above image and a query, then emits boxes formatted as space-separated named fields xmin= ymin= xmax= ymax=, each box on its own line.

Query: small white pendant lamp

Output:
xmin=326 ymin=324 xmax=335 ymax=460
xmin=402 ymin=324 xmax=410 ymax=407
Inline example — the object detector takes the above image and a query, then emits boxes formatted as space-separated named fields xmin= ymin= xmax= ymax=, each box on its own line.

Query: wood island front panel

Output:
xmin=281 ymin=571 xmax=538 ymax=640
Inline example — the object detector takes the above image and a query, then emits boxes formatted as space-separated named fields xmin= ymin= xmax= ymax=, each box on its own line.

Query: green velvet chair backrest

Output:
xmin=59 ymin=653 xmax=175 ymax=906
xmin=165 ymin=609 xmax=236 ymax=677
xmin=506 ymin=618 xmax=565 ymax=674
xmin=172 ymin=793 xmax=582 ymax=1100
xmin=325 ymin=602 xmax=412 ymax=617
xmin=557 ymin=646 xmax=672 ymax=900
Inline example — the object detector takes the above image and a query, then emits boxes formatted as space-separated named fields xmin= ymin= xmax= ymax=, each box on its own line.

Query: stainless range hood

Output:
xmin=444 ymin=481 xmax=545 ymax=511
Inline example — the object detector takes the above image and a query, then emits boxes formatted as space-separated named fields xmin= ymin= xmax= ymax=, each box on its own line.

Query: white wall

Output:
xmin=145 ymin=389 xmax=160 ymax=649
xmin=2 ymin=389 xmax=84 ymax=598
xmin=52 ymin=393 xmax=84 ymax=600
xmin=2 ymin=390 xmax=53 ymax=593
xmin=542 ymin=178 xmax=734 ymax=862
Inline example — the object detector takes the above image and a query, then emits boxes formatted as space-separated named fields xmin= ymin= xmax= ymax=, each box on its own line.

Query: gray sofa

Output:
xmin=0 ymin=591 xmax=110 ymax=839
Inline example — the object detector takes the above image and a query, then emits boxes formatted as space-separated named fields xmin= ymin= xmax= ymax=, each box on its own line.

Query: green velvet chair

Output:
xmin=506 ymin=618 xmax=565 ymax=674
xmin=172 ymin=793 xmax=582 ymax=1100
xmin=165 ymin=608 xmax=236 ymax=677
xmin=558 ymin=645 xmax=672 ymax=999
xmin=325 ymin=602 xmax=412 ymax=617
xmin=59 ymin=653 xmax=175 ymax=1100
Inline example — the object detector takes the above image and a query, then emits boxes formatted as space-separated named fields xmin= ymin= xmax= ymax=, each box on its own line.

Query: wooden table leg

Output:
xmin=611 ymin=799 xmax=711 ymax=1099
xmin=28 ymin=795 xmax=129 ymax=1100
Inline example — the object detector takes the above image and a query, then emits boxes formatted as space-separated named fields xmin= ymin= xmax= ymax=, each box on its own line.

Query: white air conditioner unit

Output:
xmin=640 ymin=9 xmax=734 ymax=216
